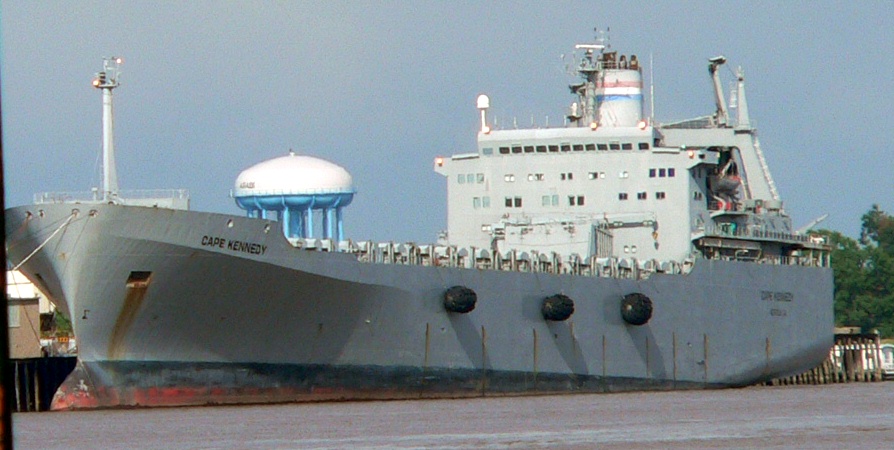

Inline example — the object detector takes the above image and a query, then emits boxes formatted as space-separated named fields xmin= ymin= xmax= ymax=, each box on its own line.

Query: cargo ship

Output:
xmin=4 ymin=36 xmax=833 ymax=409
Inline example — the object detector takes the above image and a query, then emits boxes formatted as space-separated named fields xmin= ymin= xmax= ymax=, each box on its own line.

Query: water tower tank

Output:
xmin=233 ymin=151 xmax=355 ymax=241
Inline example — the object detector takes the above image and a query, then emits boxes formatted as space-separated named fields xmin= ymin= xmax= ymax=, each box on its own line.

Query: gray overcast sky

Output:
xmin=2 ymin=1 xmax=891 ymax=242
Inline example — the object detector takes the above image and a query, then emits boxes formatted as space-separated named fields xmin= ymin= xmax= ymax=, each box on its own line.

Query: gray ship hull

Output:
xmin=5 ymin=203 xmax=834 ymax=409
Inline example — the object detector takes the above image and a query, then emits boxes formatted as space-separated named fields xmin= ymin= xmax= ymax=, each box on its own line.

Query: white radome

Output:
xmin=234 ymin=152 xmax=353 ymax=197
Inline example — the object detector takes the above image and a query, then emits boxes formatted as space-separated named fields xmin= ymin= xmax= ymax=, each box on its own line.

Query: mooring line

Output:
xmin=12 ymin=213 xmax=77 ymax=271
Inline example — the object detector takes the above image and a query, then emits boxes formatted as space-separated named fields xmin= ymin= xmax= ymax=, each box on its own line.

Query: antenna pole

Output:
xmin=93 ymin=57 xmax=122 ymax=202
xmin=649 ymin=53 xmax=655 ymax=123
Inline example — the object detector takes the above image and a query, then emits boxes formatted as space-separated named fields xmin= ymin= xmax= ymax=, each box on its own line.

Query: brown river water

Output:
xmin=13 ymin=383 xmax=894 ymax=449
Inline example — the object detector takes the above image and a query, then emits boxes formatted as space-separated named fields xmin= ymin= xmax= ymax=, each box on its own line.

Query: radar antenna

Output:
xmin=92 ymin=57 xmax=123 ymax=202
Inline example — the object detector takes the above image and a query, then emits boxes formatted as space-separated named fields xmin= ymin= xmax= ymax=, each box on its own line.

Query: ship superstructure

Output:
xmin=436 ymin=42 xmax=825 ymax=268
xmin=4 ymin=36 xmax=833 ymax=410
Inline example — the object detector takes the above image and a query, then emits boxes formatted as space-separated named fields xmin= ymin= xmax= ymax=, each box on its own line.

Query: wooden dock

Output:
xmin=769 ymin=327 xmax=887 ymax=386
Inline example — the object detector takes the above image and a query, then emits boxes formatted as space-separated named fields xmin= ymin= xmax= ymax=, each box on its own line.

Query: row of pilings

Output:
xmin=6 ymin=357 xmax=77 ymax=412
xmin=768 ymin=328 xmax=888 ymax=386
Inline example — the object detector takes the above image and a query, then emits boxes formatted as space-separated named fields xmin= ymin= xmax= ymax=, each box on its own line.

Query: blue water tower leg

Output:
xmin=305 ymin=208 xmax=313 ymax=239
xmin=292 ymin=208 xmax=304 ymax=238
xmin=281 ymin=208 xmax=291 ymax=238
xmin=322 ymin=208 xmax=332 ymax=240
xmin=336 ymin=208 xmax=344 ymax=241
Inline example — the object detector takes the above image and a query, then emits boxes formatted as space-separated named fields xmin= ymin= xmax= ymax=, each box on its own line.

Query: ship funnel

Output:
xmin=594 ymin=53 xmax=644 ymax=127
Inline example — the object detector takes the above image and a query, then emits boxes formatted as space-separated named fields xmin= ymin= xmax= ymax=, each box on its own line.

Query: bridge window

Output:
xmin=622 ymin=143 xmax=633 ymax=150
xmin=597 ymin=144 xmax=608 ymax=151
xmin=548 ymin=145 xmax=559 ymax=152
xmin=561 ymin=144 xmax=571 ymax=152
xmin=569 ymin=195 xmax=585 ymax=206
xmin=650 ymin=167 xmax=675 ymax=178
xmin=573 ymin=144 xmax=584 ymax=151
xmin=511 ymin=146 xmax=522 ymax=154
xmin=639 ymin=143 xmax=650 ymax=150
xmin=536 ymin=145 xmax=547 ymax=153
xmin=524 ymin=146 xmax=534 ymax=153
xmin=499 ymin=147 xmax=510 ymax=154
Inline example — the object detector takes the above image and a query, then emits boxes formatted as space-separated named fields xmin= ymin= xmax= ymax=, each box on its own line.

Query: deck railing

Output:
xmin=34 ymin=189 xmax=190 ymax=204
xmin=286 ymin=237 xmax=827 ymax=280
xmin=702 ymin=224 xmax=821 ymax=245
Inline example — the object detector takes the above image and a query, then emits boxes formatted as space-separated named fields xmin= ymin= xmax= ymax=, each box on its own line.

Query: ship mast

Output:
xmin=574 ymin=44 xmax=603 ymax=126
xmin=92 ymin=57 xmax=122 ymax=202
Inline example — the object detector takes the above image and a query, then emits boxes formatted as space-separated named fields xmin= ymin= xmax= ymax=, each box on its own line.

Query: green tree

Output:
xmin=823 ymin=205 xmax=894 ymax=336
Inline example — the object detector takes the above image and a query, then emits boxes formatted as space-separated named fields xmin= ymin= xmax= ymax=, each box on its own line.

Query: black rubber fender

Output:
xmin=621 ymin=293 xmax=653 ymax=325
xmin=542 ymin=294 xmax=574 ymax=321
xmin=444 ymin=286 xmax=477 ymax=313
